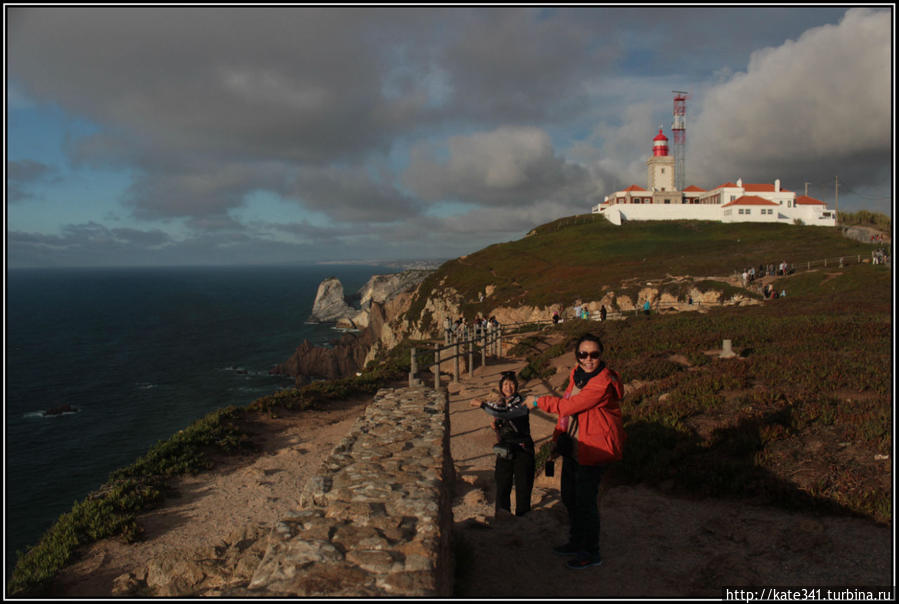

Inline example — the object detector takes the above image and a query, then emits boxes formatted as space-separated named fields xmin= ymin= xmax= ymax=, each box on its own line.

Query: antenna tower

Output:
xmin=672 ymin=91 xmax=688 ymax=191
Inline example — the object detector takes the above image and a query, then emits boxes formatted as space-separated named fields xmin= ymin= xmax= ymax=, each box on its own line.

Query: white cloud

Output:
xmin=405 ymin=126 xmax=598 ymax=207
xmin=689 ymin=8 xmax=891 ymax=190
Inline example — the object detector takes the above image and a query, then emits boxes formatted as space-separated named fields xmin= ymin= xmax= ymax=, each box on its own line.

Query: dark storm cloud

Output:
xmin=7 ymin=223 xmax=174 ymax=267
xmin=437 ymin=9 xmax=607 ymax=122
xmin=9 ymin=8 xmax=401 ymax=160
xmin=6 ymin=6 xmax=891 ymax=269
xmin=289 ymin=165 xmax=423 ymax=223
xmin=7 ymin=159 xmax=58 ymax=201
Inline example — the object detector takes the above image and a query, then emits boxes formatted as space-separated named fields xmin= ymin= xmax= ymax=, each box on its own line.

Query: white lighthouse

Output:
xmin=647 ymin=128 xmax=676 ymax=193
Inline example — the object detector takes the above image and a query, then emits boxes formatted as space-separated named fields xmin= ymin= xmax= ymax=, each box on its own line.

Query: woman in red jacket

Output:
xmin=528 ymin=333 xmax=625 ymax=570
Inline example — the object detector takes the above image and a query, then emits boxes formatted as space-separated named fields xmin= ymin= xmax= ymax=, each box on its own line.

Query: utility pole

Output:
xmin=834 ymin=176 xmax=839 ymax=224
xmin=804 ymin=182 xmax=811 ymax=196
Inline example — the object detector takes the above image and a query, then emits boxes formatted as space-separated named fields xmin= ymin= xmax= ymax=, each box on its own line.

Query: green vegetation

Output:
xmin=405 ymin=218 xmax=877 ymax=321
xmin=838 ymin=210 xmax=891 ymax=231
xmin=8 ymin=341 xmax=420 ymax=596
xmin=8 ymin=406 xmax=250 ymax=596
xmin=520 ymin=262 xmax=892 ymax=524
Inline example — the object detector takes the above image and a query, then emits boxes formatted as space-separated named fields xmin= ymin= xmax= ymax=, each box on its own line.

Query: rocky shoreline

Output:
xmin=281 ymin=268 xmax=773 ymax=385
xmin=275 ymin=269 xmax=432 ymax=383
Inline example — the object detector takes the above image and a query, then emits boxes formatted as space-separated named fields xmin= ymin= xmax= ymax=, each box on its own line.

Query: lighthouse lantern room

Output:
xmin=647 ymin=128 xmax=676 ymax=193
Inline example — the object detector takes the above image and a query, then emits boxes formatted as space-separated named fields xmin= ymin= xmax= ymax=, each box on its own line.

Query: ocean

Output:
xmin=4 ymin=264 xmax=397 ymax=579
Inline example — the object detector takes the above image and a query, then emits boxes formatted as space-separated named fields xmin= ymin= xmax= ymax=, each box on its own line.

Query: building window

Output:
xmin=664 ymin=199 xmax=671 ymax=204
xmin=661 ymin=168 xmax=665 ymax=173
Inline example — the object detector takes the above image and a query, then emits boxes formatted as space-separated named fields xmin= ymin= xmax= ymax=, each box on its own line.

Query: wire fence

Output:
xmin=409 ymin=320 xmax=562 ymax=390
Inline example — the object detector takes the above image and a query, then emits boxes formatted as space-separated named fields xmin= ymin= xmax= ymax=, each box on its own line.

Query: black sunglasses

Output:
xmin=577 ymin=351 xmax=601 ymax=360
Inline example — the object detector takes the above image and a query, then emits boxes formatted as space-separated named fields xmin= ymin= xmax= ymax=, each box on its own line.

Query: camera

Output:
xmin=544 ymin=459 xmax=555 ymax=477
xmin=493 ymin=443 xmax=514 ymax=460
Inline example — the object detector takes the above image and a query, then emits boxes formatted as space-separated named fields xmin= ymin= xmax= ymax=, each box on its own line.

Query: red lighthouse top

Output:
xmin=652 ymin=128 xmax=669 ymax=156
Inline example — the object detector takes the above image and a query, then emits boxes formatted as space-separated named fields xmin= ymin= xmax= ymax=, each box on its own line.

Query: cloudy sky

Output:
xmin=6 ymin=6 xmax=893 ymax=268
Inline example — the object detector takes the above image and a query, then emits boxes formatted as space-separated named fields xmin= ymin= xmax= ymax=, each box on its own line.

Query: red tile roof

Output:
xmin=623 ymin=185 xmax=647 ymax=192
xmin=795 ymin=195 xmax=825 ymax=205
xmin=722 ymin=195 xmax=779 ymax=207
xmin=717 ymin=182 xmax=740 ymax=189
xmin=682 ymin=185 xmax=706 ymax=192
xmin=744 ymin=183 xmax=792 ymax=193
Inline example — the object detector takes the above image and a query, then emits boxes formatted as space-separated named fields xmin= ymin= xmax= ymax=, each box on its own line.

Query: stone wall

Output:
xmin=247 ymin=386 xmax=453 ymax=597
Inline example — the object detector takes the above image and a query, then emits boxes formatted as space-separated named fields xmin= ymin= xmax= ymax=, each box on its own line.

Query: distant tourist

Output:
xmin=553 ymin=310 xmax=561 ymax=325
xmin=600 ymin=305 xmax=607 ymax=321
xmin=643 ymin=300 xmax=650 ymax=316
xmin=529 ymin=334 xmax=625 ymax=569
xmin=470 ymin=372 xmax=535 ymax=517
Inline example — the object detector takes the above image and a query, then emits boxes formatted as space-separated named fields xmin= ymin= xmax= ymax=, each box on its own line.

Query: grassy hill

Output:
xmin=406 ymin=216 xmax=880 ymax=323
xmin=405 ymin=216 xmax=892 ymax=522
xmin=518 ymin=259 xmax=890 ymax=519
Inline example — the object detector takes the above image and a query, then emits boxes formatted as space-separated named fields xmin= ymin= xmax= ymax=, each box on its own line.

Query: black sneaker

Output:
xmin=552 ymin=543 xmax=579 ymax=557
xmin=566 ymin=554 xmax=603 ymax=570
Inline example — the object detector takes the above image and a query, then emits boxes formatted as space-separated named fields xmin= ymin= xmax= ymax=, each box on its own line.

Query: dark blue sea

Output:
xmin=4 ymin=264 xmax=396 ymax=579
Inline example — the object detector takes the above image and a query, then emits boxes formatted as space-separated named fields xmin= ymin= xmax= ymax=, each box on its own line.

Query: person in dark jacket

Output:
xmin=470 ymin=371 xmax=535 ymax=516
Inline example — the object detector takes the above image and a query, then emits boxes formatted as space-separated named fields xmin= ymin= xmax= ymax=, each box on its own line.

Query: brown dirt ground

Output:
xmin=44 ymin=352 xmax=893 ymax=598
xmin=449 ymin=357 xmax=893 ymax=598
xmin=45 ymin=396 xmax=370 ymax=597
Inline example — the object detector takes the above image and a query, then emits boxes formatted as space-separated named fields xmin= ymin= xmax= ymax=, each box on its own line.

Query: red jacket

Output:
xmin=537 ymin=366 xmax=625 ymax=465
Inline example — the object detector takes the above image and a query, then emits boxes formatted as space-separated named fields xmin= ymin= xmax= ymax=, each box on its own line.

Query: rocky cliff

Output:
xmin=347 ymin=270 xmax=433 ymax=329
xmin=278 ymin=269 xmax=432 ymax=382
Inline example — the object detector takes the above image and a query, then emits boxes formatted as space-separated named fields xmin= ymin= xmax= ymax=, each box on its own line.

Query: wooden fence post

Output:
xmin=468 ymin=329 xmax=474 ymax=378
xmin=453 ymin=335 xmax=460 ymax=383
xmin=434 ymin=343 xmax=440 ymax=390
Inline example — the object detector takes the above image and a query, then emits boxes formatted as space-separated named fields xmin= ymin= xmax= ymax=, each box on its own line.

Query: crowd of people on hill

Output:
xmin=444 ymin=315 xmax=500 ymax=342
xmin=553 ymin=304 xmax=609 ymax=324
xmin=741 ymin=261 xmax=794 ymax=287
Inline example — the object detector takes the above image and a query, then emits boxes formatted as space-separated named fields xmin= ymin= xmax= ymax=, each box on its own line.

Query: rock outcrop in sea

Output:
xmin=307 ymin=277 xmax=356 ymax=324
xmin=278 ymin=270 xmax=433 ymax=383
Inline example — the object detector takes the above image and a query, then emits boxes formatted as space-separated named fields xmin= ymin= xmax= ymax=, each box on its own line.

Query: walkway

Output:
xmin=442 ymin=340 xmax=892 ymax=598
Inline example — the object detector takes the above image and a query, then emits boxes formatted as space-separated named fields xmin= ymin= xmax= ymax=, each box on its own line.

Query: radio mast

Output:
xmin=672 ymin=91 xmax=688 ymax=191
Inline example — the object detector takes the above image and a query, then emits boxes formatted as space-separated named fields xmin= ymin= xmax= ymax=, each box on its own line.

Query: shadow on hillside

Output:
xmin=617 ymin=415 xmax=871 ymax=520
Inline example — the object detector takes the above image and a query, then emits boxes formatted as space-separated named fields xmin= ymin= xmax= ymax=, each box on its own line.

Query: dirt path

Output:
xmin=46 ymin=396 xmax=371 ymax=597
xmin=449 ymin=356 xmax=893 ymax=598
xmin=44 ymin=351 xmax=892 ymax=597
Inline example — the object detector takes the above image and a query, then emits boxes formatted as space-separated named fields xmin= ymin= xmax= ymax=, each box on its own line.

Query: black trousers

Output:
xmin=494 ymin=445 xmax=535 ymax=516
xmin=560 ymin=456 xmax=605 ymax=555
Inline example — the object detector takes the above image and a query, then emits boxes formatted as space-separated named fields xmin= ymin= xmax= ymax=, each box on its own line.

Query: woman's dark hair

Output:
xmin=574 ymin=333 xmax=604 ymax=356
xmin=499 ymin=371 xmax=519 ymax=392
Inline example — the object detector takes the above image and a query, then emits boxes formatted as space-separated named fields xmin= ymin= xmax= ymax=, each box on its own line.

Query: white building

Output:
xmin=593 ymin=130 xmax=837 ymax=227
